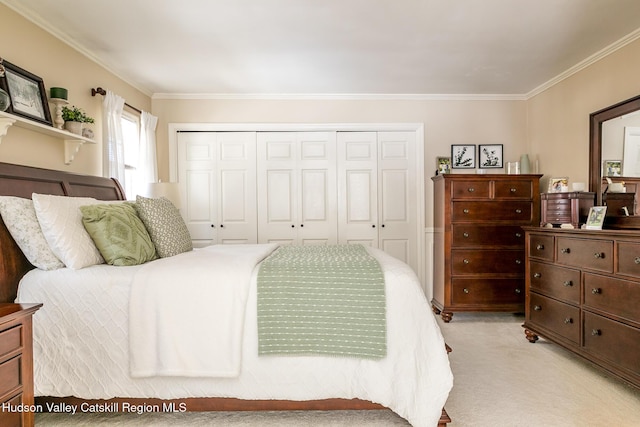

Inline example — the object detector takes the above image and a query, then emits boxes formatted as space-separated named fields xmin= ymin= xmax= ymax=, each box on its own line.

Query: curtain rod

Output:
xmin=91 ymin=87 xmax=142 ymax=114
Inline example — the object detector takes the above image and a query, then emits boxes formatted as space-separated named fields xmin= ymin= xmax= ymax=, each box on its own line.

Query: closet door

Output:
xmin=257 ymin=131 xmax=337 ymax=245
xmin=377 ymin=131 xmax=417 ymax=271
xmin=337 ymin=132 xmax=379 ymax=246
xmin=178 ymin=131 xmax=257 ymax=246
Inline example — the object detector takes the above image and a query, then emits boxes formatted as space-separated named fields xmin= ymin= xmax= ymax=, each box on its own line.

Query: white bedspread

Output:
xmin=17 ymin=246 xmax=453 ymax=427
xmin=129 ymin=244 xmax=277 ymax=378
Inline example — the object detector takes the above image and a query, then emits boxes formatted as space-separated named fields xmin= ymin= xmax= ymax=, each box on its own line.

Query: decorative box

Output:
xmin=540 ymin=191 xmax=595 ymax=228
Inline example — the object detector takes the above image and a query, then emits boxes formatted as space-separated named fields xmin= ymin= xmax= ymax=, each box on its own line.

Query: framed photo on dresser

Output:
xmin=451 ymin=144 xmax=476 ymax=169
xmin=585 ymin=206 xmax=607 ymax=230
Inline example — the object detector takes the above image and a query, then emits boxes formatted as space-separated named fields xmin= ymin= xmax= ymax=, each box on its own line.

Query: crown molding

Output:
xmin=526 ymin=27 xmax=640 ymax=100
xmin=151 ymin=92 xmax=527 ymax=101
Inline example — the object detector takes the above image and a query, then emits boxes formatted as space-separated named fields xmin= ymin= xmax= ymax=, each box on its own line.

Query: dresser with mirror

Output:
xmin=522 ymin=95 xmax=640 ymax=388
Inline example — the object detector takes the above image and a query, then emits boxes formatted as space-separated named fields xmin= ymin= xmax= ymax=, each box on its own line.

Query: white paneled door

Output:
xmin=257 ymin=132 xmax=338 ymax=245
xmin=178 ymin=131 xmax=257 ymax=246
xmin=337 ymin=131 xmax=417 ymax=272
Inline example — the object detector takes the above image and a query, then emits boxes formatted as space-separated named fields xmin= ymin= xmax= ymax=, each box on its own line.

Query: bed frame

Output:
xmin=0 ymin=161 xmax=450 ymax=426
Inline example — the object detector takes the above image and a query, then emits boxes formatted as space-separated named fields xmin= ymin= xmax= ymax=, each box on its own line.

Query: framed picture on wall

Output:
xmin=451 ymin=144 xmax=476 ymax=169
xmin=478 ymin=144 xmax=503 ymax=168
xmin=0 ymin=58 xmax=52 ymax=125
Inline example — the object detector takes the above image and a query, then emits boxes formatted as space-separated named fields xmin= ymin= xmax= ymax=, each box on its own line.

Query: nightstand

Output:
xmin=0 ymin=303 xmax=42 ymax=427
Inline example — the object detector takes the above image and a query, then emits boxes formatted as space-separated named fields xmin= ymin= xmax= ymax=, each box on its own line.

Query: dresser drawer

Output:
xmin=452 ymin=201 xmax=533 ymax=222
xmin=494 ymin=180 xmax=533 ymax=199
xmin=0 ymin=325 xmax=22 ymax=362
xmin=0 ymin=355 xmax=22 ymax=399
xmin=529 ymin=261 xmax=580 ymax=304
xmin=452 ymin=224 xmax=525 ymax=247
xmin=528 ymin=234 xmax=554 ymax=261
xmin=0 ymin=393 xmax=23 ymax=427
xmin=584 ymin=273 xmax=640 ymax=324
xmin=584 ymin=312 xmax=640 ymax=377
xmin=452 ymin=180 xmax=490 ymax=199
xmin=528 ymin=293 xmax=580 ymax=344
xmin=617 ymin=241 xmax=640 ymax=278
xmin=556 ymin=237 xmax=613 ymax=273
xmin=452 ymin=249 xmax=524 ymax=274
xmin=451 ymin=279 xmax=524 ymax=305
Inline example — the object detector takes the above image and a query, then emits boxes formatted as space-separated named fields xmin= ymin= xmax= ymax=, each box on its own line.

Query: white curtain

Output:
xmin=102 ymin=90 xmax=125 ymax=181
xmin=137 ymin=111 xmax=159 ymax=194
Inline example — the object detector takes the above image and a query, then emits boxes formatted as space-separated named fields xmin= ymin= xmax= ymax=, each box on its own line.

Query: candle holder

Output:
xmin=49 ymin=98 xmax=68 ymax=130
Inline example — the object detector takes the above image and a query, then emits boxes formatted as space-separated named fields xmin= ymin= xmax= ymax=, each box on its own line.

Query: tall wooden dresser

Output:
xmin=432 ymin=174 xmax=542 ymax=322
xmin=523 ymin=227 xmax=640 ymax=388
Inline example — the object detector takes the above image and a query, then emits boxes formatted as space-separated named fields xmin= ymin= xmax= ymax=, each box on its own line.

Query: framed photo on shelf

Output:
xmin=451 ymin=144 xmax=476 ymax=169
xmin=548 ymin=177 xmax=569 ymax=193
xmin=436 ymin=156 xmax=451 ymax=174
xmin=585 ymin=206 xmax=607 ymax=230
xmin=603 ymin=160 xmax=622 ymax=177
xmin=0 ymin=59 xmax=52 ymax=125
xmin=478 ymin=144 xmax=503 ymax=168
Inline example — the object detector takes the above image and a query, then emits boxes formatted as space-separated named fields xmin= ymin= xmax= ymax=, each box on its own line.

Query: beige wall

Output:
xmin=527 ymin=37 xmax=640 ymax=191
xmin=0 ymin=4 xmax=151 ymax=176
xmin=152 ymin=97 xmax=527 ymax=226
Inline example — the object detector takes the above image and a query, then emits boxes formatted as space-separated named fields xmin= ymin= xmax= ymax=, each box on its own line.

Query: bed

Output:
xmin=0 ymin=161 xmax=453 ymax=427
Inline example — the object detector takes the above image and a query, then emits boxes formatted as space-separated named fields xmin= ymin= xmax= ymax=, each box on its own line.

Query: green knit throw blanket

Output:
xmin=257 ymin=244 xmax=386 ymax=359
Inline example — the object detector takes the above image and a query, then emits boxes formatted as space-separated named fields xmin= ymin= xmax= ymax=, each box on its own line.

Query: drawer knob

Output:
xmin=463 ymin=208 xmax=470 ymax=214
xmin=561 ymin=248 xmax=571 ymax=254
xmin=463 ymin=232 xmax=469 ymax=238
xmin=591 ymin=288 xmax=602 ymax=295
xmin=635 ymin=257 xmax=640 ymax=265
xmin=536 ymin=244 xmax=544 ymax=251
xmin=468 ymin=187 xmax=475 ymax=192
xmin=463 ymin=259 xmax=470 ymax=264
xmin=510 ymin=188 xmax=517 ymax=193
xmin=463 ymin=288 xmax=470 ymax=294
xmin=533 ymin=305 xmax=542 ymax=311
xmin=515 ymin=288 xmax=521 ymax=294
xmin=515 ymin=209 xmax=522 ymax=214
xmin=515 ymin=259 xmax=522 ymax=265
xmin=515 ymin=232 xmax=522 ymax=238
xmin=564 ymin=317 xmax=573 ymax=324
xmin=533 ymin=272 xmax=542 ymax=278
xmin=594 ymin=252 xmax=605 ymax=259
xmin=591 ymin=329 xmax=601 ymax=336
xmin=563 ymin=281 xmax=573 ymax=287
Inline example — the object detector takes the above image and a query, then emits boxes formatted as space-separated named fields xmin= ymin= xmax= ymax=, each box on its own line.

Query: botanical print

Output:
xmin=451 ymin=145 xmax=475 ymax=168
xmin=479 ymin=144 xmax=503 ymax=168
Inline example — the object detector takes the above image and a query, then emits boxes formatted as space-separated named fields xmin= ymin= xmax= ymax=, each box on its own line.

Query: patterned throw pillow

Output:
xmin=0 ymin=196 xmax=64 ymax=270
xmin=134 ymin=195 xmax=192 ymax=258
xmin=80 ymin=203 xmax=158 ymax=266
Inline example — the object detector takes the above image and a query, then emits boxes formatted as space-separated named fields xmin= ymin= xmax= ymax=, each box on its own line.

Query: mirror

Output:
xmin=590 ymin=94 xmax=640 ymax=227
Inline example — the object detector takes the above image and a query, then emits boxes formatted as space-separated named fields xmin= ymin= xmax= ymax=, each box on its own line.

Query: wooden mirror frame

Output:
xmin=589 ymin=94 xmax=640 ymax=205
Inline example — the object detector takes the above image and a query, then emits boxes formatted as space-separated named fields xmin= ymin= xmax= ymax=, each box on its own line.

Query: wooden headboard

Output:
xmin=0 ymin=162 xmax=126 ymax=303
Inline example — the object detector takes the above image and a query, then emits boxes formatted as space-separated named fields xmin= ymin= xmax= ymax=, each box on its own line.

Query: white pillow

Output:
xmin=0 ymin=196 xmax=64 ymax=270
xmin=32 ymin=193 xmax=104 ymax=269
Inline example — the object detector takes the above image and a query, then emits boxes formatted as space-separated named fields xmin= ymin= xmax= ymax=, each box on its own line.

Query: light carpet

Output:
xmin=35 ymin=313 xmax=640 ymax=426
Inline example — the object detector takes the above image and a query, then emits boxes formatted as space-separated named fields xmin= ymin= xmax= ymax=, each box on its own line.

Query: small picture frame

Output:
xmin=0 ymin=59 xmax=52 ymax=126
xmin=585 ymin=206 xmax=607 ymax=230
xmin=436 ymin=156 xmax=451 ymax=174
xmin=603 ymin=160 xmax=622 ymax=177
xmin=548 ymin=177 xmax=569 ymax=193
xmin=479 ymin=144 xmax=503 ymax=169
xmin=451 ymin=144 xmax=476 ymax=169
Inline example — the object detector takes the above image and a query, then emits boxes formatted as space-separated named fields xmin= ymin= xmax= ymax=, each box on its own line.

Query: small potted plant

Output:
xmin=61 ymin=105 xmax=94 ymax=135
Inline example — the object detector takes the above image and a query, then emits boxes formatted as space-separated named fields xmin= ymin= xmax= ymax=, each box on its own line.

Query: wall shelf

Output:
xmin=0 ymin=111 xmax=96 ymax=165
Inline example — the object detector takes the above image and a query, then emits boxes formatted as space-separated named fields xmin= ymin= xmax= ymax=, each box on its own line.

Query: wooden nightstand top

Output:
xmin=0 ymin=304 xmax=42 ymax=325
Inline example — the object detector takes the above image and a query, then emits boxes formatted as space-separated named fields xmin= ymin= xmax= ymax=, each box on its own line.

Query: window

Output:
xmin=121 ymin=111 xmax=140 ymax=200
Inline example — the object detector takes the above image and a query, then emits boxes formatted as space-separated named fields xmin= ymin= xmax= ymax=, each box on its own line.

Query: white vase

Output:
xmin=64 ymin=121 xmax=83 ymax=135
xmin=520 ymin=154 xmax=531 ymax=174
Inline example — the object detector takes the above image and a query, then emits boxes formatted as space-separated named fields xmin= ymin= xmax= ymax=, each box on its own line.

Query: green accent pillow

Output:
xmin=80 ymin=202 xmax=158 ymax=266
xmin=134 ymin=195 xmax=193 ymax=258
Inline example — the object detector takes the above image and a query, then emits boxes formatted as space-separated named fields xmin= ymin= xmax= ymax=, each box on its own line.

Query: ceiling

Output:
xmin=4 ymin=0 xmax=640 ymax=97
